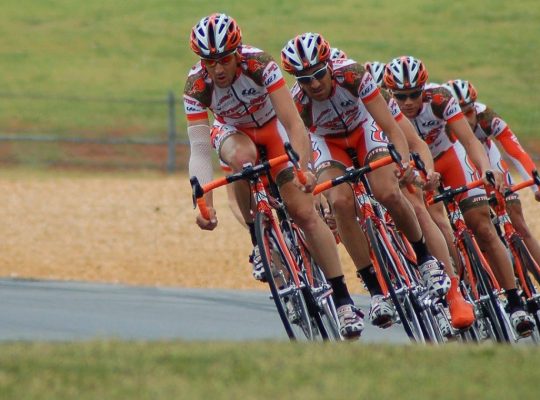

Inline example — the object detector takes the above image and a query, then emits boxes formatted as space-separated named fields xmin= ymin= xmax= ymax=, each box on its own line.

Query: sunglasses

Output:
xmin=295 ymin=65 xmax=328 ymax=85
xmin=393 ymin=90 xmax=423 ymax=101
xmin=201 ymin=52 xmax=236 ymax=68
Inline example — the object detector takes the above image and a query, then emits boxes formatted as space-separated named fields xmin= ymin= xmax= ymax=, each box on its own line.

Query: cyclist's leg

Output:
xmin=442 ymin=143 xmax=534 ymax=335
xmin=403 ymin=186 xmax=474 ymax=328
xmin=268 ymin=121 xmax=364 ymax=337
xmin=216 ymin=125 xmax=258 ymax=225
xmin=361 ymin=130 xmax=448 ymax=297
xmin=507 ymin=201 xmax=540 ymax=277
xmin=312 ymin=137 xmax=395 ymax=328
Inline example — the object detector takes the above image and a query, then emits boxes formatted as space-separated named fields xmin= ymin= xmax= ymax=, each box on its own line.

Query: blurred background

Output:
xmin=1 ymin=0 xmax=539 ymax=172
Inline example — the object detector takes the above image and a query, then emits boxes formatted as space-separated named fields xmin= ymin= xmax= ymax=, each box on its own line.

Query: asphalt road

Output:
xmin=0 ymin=279 xmax=409 ymax=343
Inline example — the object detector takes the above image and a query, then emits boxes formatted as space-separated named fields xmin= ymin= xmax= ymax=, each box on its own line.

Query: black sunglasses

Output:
xmin=393 ymin=90 xmax=423 ymax=101
xmin=295 ymin=65 xmax=328 ymax=85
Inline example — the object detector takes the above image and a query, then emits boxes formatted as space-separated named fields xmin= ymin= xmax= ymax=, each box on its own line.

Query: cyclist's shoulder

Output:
xmin=476 ymin=102 xmax=505 ymax=133
xmin=239 ymin=45 xmax=276 ymax=71
xmin=332 ymin=59 xmax=367 ymax=86
xmin=424 ymin=83 xmax=459 ymax=119
xmin=184 ymin=64 xmax=212 ymax=101
xmin=238 ymin=45 xmax=282 ymax=86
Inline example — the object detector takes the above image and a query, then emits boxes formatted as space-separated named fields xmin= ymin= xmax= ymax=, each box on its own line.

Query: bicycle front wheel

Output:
xmin=255 ymin=211 xmax=318 ymax=340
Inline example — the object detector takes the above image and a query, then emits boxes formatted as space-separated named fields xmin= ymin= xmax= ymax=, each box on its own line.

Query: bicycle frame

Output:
xmin=489 ymin=184 xmax=540 ymax=299
xmin=191 ymin=143 xmax=340 ymax=340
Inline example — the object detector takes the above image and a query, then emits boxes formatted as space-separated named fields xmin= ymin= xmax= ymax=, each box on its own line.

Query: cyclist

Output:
xmin=364 ymin=60 xmax=475 ymax=331
xmin=443 ymin=79 xmax=540 ymax=274
xmin=184 ymin=14 xmax=363 ymax=338
xmin=383 ymin=56 xmax=535 ymax=336
xmin=281 ymin=32 xmax=452 ymax=329
xmin=331 ymin=55 xmax=473 ymax=331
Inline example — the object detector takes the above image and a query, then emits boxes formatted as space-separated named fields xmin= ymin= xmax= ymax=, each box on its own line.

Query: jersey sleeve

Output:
xmin=183 ymin=66 xmax=211 ymax=122
xmin=496 ymin=127 xmax=538 ymax=189
xmin=334 ymin=62 xmax=380 ymax=103
xmin=242 ymin=49 xmax=286 ymax=93
xmin=430 ymin=87 xmax=463 ymax=123
xmin=382 ymin=91 xmax=404 ymax=122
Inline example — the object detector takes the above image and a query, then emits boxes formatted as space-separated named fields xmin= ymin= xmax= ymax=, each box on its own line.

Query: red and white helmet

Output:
xmin=384 ymin=56 xmax=428 ymax=90
xmin=364 ymin=61 xmax=386 ymax=88
xmin=190 ymin=13 xmax=242 ymax=58
xmin=330 ymin=47 xmax=348 ymax=60
xmin=443 ymin=79 xmax=478 ymax=106
xmin=281 ymin=32 xmax=332 ymax=73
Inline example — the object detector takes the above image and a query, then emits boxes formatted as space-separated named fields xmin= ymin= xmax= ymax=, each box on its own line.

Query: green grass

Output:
xmin=1 ymin=341 xmax=539 ymax=399
xmin=1 ymin=0 xmax=539 ymax=146
xmin=0 ymin=342 xmax=540 ymax=400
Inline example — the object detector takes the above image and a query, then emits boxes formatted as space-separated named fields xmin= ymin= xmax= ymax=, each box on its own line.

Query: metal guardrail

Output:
xmin=0 ymin=90 xmax=187 ymax=173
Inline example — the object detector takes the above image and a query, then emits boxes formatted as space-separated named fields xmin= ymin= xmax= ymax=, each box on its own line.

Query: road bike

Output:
xmin=488 ymin=171 xmax=540 ymax=340
xmin=314 ymin=145 xmax=446 ymax=343
xmin=423 ymin=168 xmax=513 ymax=343
xmin=191 ymin=143 xmax=341 ymax=341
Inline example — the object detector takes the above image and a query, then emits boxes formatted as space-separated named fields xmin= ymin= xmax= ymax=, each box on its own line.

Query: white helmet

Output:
xmin=364 ymin=61 xmax=386 ymax=88
xmin=384 ymin=56 xmax=428 ymax=90
xmin=330 ymin=47 xmax=348 ymax=60
xmin=281 ymin=32 xmax=332 ymax=73
xmin=443 ymin=79 xmax=478 ymax=106
xmin=190 ymin=13 xmax=242 ymax=58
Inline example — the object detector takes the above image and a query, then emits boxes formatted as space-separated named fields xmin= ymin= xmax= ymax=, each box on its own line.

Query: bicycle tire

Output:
xmin=285 ymin=223 xmax=342 ymax=341
xmin=510 ymin=235 xmax=540 ymax=338
xmin=255 ymin=211 xmax=318 ymax=340
xmin=462 ymin=231 xmax=512 ymax=343
xmin=365 ymin=218 xmax=424 ymax=342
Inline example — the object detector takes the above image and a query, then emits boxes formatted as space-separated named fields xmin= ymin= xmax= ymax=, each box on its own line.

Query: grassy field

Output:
xmin=1 ymin=341 xmax=539 ymax=399
xmin=1 ymin=0 xmax=540 ymax=148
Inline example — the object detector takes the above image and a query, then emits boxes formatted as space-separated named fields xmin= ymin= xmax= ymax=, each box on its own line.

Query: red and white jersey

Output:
xmin=473 ymin=101 xmax=537 ymax=189
xmin=183 ymin=45 xmax=286 ymax=128
xmin=291 ymin=59 xmax=385 ymax=136
xmin=405 ymin=84 xmax=463 ymax=158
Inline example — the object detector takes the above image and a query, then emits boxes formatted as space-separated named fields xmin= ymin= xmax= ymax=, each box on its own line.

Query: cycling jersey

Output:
xmin=291 ymin=59 xmax=386 ymax=136
xmin=183 ymin=45 xmax=286 ymax=128
xmin=395 ymin=83 xmax=486 ymax=209
xmin=290 ymin=59 xmax=402 ymax=170
xmin=472 ymin=102 xmax=537 ymax=192
xmin=404 ymin=84 xmax=463 ymax=159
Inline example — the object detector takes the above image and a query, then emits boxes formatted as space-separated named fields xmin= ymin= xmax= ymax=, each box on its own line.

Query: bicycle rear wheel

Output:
xmin=510 ymin=235 xmax=540 ymax=339
xmin=462 ymin=231 xmax=512 ymax=343
xmin=255 ymin=211 xmax=319 ymax=340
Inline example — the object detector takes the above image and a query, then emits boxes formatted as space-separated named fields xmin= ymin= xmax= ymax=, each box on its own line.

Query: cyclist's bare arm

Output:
xmin=448 ymin=117 xmax=504 ymax=189
xmin=270 ymin=85 xmax=316 ymax=190
xmin=365 ymin=93 xmax=410 ymax=162
xmin=399 ymin=117 xmax=439 ymax=189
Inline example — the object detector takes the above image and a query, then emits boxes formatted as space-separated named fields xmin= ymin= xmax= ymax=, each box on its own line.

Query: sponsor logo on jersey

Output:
xmin=241 ymin=88 xmax=257 ymax=96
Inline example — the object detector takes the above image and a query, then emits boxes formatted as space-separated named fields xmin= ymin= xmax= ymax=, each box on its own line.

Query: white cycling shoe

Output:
xmin=369 ymin=294 xmax=395 ymax=328
xmin=510 ymin=309 xmax=535 ymax=338
xmin=419 ymin=257 xmax=451 ymax=298
xmin=337 ymin=304 xmax=364 ymax=339
xmin=249 ymin=246 xmax=266 ymax=282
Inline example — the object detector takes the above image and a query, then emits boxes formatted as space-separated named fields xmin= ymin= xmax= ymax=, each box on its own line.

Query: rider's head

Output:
xmin=190 ymin=13 xmax=242 ymax=87
xmin=443 ymin=79 xmax=479 ymax=129
xmin=384 ymin=56 xmax=428 ymax=117
xmin=364 ymin=61 xmax=387 ymax=88
xmin=281 ymin=32 xmax=333 ymax=101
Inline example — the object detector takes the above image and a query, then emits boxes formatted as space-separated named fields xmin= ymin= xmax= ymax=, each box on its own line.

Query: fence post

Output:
xmin=167 ymin=90 xmax=177 ymax=173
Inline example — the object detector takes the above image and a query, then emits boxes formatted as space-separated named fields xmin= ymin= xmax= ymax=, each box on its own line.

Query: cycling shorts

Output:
xmin=310 ymin=122 xmax=389 ymax=174
xmin=435 ymin=141 xmax=488 ymax=212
